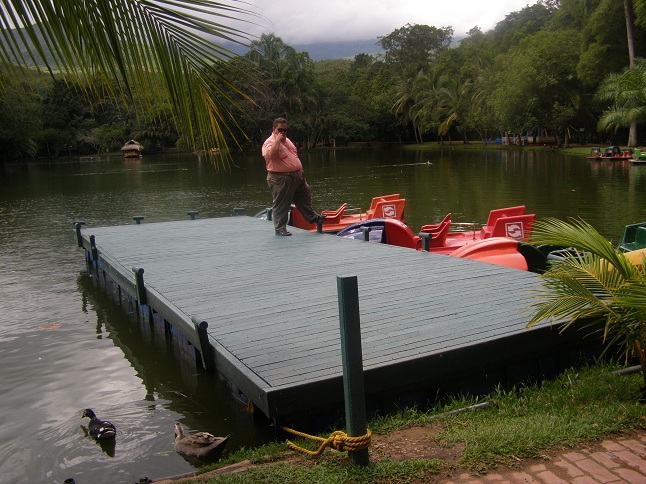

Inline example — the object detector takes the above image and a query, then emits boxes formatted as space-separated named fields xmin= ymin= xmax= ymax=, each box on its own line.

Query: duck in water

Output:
xmin=81 ymin=408 xmax=116 ymax=440
xmin=173 ymin=423 xmax=229 ymax=461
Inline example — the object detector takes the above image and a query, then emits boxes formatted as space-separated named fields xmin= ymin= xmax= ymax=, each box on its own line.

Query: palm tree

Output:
xmin=0 ymin=0 xmax=257 ymax=166
xmin=391 ymin=70 xmax=419 ymax=142
xmin=596 ymin=59 xmax=646 ymax=147
xmin=526 ymin=218 xmax=646 ymax=391
xmin=435 ymin=76 xmax=473 ymax=143
xmin=392 ymin=67 xmax=439 ymax=144
xmin=624 ymin=0 xmax=638 ymax=146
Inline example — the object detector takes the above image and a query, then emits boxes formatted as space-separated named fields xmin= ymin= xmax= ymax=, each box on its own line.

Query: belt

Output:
xmin=268 ymin=170 xmax=301 ymax=176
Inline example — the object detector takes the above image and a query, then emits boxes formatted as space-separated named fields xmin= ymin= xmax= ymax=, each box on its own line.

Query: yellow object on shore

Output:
xmin=281 ymin=427 xmax=371 ymax=457
xmin=624 ymin=248 xmax=646 ymax=266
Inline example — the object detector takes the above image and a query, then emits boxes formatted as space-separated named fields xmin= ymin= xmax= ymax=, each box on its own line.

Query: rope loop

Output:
xmin=281 ymin=427 xmax=371 ymax=457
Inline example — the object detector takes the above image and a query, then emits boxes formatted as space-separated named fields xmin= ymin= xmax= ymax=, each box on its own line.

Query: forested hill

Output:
xmin=225 ymin=38 xmax=384 ymax=61
xmin=1 ymin=0 xmax=646 ymax=162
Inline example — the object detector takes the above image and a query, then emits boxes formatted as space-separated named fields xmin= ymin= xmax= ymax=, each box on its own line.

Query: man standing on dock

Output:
xmin=262 ymin=117 xmax=323 ymax=236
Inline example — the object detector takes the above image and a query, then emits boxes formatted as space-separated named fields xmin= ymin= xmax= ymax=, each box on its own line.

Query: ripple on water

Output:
xmin=30 ymin=402 xmax=195 ymax=484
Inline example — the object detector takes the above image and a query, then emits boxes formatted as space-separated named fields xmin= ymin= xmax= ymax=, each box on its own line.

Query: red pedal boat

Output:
xmin=420 ymin=205 xmax=535 ymax=254
xmin=291 ymin=193 xmax=407 ymax=233
xmin=586 ymin=146 xmax=633 ymax=160
xmin=336 ymin=205 xmax=539 ymax=271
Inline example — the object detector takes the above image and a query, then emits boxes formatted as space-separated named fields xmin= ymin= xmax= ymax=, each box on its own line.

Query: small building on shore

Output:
xmin=121 ymin=140 xmax=144 ymax=158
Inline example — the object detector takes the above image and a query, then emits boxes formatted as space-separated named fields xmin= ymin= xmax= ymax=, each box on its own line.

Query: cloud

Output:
xmin=244 ymin=0 xmax=535 ymax=44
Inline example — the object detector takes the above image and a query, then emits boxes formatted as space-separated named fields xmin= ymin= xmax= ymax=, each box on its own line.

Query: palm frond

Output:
xmin=530 ymin=218 xmax=636 ymax=279
xmin=0 ymin=0 xmax=263 ymax=165
xmin=526 ymin=218 xmax=646 ymax=379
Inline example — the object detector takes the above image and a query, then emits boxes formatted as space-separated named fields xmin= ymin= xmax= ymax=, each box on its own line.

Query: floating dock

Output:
xmin=76 ymin=215 xmax=596 ymax=424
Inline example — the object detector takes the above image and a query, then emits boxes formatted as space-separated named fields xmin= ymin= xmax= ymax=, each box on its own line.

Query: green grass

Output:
xmin=399 ymin=141 xmax=593 ymax=156
xmin=192 ymin=362 xmax=646 ymax=483
xmin=437 ymin=364 xmax=646 ymax=469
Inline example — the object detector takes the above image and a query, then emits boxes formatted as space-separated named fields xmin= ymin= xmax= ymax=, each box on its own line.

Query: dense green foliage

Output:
xmin=0 ymin=0 xmax=255 ymax=164
xmin=527 ymin=217 xmax=646 ymax=388
xmin=1 ymin=0 xmax=646 ymax=161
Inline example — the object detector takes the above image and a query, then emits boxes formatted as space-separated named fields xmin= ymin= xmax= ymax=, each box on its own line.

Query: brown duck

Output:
xmin=173 ymin=423 xmax=230 ymax=461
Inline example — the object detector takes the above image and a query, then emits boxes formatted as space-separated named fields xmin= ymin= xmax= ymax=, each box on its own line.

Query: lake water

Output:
xmin=1 ymin=147 xmax=645 ymax=483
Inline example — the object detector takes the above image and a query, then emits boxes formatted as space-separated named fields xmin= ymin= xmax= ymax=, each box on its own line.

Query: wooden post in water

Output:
xmin=337 ymin=275 xmax=369 ymax=466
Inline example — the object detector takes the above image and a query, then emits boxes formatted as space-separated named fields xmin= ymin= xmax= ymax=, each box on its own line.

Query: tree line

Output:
xmin=1 ymin=0 xmax=645 ymax=162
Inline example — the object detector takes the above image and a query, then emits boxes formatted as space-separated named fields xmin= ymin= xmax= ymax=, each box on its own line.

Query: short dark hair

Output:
xmin=273 ymin=117 xmax=288 ymax=128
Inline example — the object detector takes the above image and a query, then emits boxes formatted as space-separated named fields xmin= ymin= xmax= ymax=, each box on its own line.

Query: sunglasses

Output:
xmin=276 ymin=128 xmax=287 ymax=133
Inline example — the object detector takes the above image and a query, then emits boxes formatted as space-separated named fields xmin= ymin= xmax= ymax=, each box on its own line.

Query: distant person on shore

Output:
xmin=261 ymin=117 xmax=323 ymax=236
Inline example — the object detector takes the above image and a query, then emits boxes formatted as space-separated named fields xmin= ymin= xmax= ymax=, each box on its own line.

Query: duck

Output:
xmin=81 ymin=408 xmax=117 ymax=440
xmin=173 ymin=422 xmax=230 ymax=461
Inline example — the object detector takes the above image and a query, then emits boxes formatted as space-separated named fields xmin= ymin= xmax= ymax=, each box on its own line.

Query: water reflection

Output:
xmin=2 ymin=148 xmax=646 ymax=482
xmin=65 ymin=272 xmax=278 ymax=482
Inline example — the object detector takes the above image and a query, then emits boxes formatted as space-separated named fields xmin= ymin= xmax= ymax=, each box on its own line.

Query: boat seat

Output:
xmin=420 ymin=213 xmax=451 ymax=233
xmin=421 ymin=219 xmax=451 ymax=248
xmin=620 ymin=225 xmax=646 ymax=251
xmin=487 ymin=213 xmax=535 ymax=241
xmin=366 ymin=194 xmax=400 ymax=213
xmin=383 ymin=219 xmax=421 ymax=249
xmin=633 ymin=226 xmax=646 ymax=248
xmin=366 ymin=198 xmax=406 ymax=220
xmin=289 ymin=204 xmax=315 ymax=229
xmin=369 ymin=193 xmax=400 ymax=207
xmin=321 ymin=203 xmax=348 ymax=224
xmin=480 ymin=205 xmax=525 ymax=238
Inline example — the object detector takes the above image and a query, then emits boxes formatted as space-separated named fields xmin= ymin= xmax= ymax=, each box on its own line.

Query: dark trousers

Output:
xmin=267 ymin=170 xmax=316 ymax=232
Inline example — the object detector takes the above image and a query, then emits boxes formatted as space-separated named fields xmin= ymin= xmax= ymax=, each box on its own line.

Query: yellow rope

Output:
xmin=281 ymin=427 xmax=371 ymax=457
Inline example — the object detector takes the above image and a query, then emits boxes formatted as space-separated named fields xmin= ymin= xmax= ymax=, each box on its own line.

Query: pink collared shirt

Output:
xmin=262 ymin=134 xmax=303 ymax=172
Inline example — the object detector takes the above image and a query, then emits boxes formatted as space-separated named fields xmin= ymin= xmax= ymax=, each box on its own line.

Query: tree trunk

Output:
xmin=625 ymin=0 xmax=639 ymax=147
xmin=625 ymin=0 xmax=636 ymax=68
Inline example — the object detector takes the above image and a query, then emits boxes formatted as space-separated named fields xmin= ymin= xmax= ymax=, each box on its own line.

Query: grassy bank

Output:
xmin=303 ymin=140 xmax=593 ymax=156
xmin=399 ymin=141 xmax=592 ymax=156
xmin=178 ymin=361 xmax=645 ymax=483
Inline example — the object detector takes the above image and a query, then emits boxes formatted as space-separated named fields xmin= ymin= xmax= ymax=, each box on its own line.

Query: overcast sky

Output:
xmin=244 ymin=1 xmax=536 ymax=45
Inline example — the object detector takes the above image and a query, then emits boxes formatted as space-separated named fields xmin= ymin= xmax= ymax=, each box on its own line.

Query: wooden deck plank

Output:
xmin=79 ymin=215 xmax=576 ymax=419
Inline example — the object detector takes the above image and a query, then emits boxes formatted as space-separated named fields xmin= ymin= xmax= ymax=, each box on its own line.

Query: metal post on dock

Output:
xmin=337 ymin=275 xmax=369 ymax=466
xmin=360 ymin=226 xmax=371 ymax=242
xmin=419 ymin=232 xmax=432 ymax=251
xmin=266 ymin=208 xmax=272 ymax=221
xmin=133 ymin=215 xmax=144 ymax=224
xmin=233 ymin=207 xmax=245 ymax=216
xmin=191 ymin=316 xmax=215 ymax=371
xmin=187 ymin=210 xmax=199 ymax=220
xmin=89 ymin=235 xmax=98 ymax=262
xmin=73 ymin=220 xmax=86 ymax=247
xmin=132 ymin=267 xmax=147 ymax=305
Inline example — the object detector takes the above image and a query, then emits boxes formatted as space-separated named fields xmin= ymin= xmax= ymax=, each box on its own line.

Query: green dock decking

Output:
xmin=78 ymin=215 xmax=588 ymax=422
